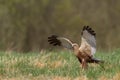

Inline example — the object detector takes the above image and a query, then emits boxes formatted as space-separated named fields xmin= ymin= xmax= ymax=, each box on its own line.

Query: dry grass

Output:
xmin=1 ymin=74 xmax=120 ymax=80
xmin=0 ymin=50 xmax=120 ymax=80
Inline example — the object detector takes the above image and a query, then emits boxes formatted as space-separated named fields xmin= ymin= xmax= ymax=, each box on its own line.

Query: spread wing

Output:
xmin=48 ymin=35 xmax=74 ymax=49
xmin=79 ymin=26 xmax=96 ymax=56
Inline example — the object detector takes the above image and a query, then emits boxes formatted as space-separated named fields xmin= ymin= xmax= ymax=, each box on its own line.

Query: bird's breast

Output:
xmin=76 ymin=50 xmax=91 ymax=60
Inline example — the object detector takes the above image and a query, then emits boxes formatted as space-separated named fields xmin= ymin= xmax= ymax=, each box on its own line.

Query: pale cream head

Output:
xmin=72 ymin=43 xmax=79 ymax=56
xmin=72 ymin=43 xmax=79 ymax=50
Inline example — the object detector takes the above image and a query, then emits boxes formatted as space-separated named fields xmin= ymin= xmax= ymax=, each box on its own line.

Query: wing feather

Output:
xmin=79 ymin=26 xmax=96 ymax=56
xmin=48 ymin=35 xmax=73 ymax=49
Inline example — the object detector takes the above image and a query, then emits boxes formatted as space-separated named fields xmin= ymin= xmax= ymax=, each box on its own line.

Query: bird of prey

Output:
xmin=48 ymin=26 xmax=103 ymax=69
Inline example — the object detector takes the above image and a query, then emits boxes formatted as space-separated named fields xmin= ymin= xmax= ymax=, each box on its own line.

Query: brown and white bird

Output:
xmin=48 ymin=26 xmax=103 ymax=69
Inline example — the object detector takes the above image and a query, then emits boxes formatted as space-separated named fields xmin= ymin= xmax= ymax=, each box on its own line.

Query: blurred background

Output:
xmin=0 ymin=0 xmax=120 ymax=52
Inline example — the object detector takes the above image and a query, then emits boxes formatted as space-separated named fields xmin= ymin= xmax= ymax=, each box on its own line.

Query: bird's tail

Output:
xmin=88 ymin=58 xmax=104 ymax=64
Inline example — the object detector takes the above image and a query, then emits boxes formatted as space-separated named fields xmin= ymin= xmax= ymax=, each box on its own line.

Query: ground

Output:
xmin=0 ymin=49 xmax=120 ymax=80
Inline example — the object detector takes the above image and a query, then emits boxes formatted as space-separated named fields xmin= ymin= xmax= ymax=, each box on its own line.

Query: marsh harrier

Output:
xmin=48 ymin=26 xmax=103 ymax=69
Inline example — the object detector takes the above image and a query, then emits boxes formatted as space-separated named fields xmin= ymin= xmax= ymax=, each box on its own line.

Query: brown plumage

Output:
xmin=48 ymin=26 xmax=103 ymax=69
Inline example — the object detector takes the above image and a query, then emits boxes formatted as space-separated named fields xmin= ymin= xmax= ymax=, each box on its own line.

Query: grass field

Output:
xmin=0 ymin=49 xmax=120 ymax=80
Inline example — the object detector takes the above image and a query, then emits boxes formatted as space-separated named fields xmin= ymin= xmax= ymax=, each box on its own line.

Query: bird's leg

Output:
xmin=82 ymin=59 xmax=88 ymax=69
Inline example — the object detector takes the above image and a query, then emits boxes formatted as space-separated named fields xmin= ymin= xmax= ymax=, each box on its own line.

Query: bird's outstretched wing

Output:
xmin=48 ymin=35 xmax=73 ymax=49
xmin=79 ymin=26 xmax=96 ymax=56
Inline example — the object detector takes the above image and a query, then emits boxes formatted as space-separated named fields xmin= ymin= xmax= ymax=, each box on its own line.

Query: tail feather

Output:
xmin=87 ymin=58 xmax=104 ymax=63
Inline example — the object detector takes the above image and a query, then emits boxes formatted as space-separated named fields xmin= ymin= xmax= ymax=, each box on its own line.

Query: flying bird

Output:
xmin=48 ymin=26 xmax=103 ymax=69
